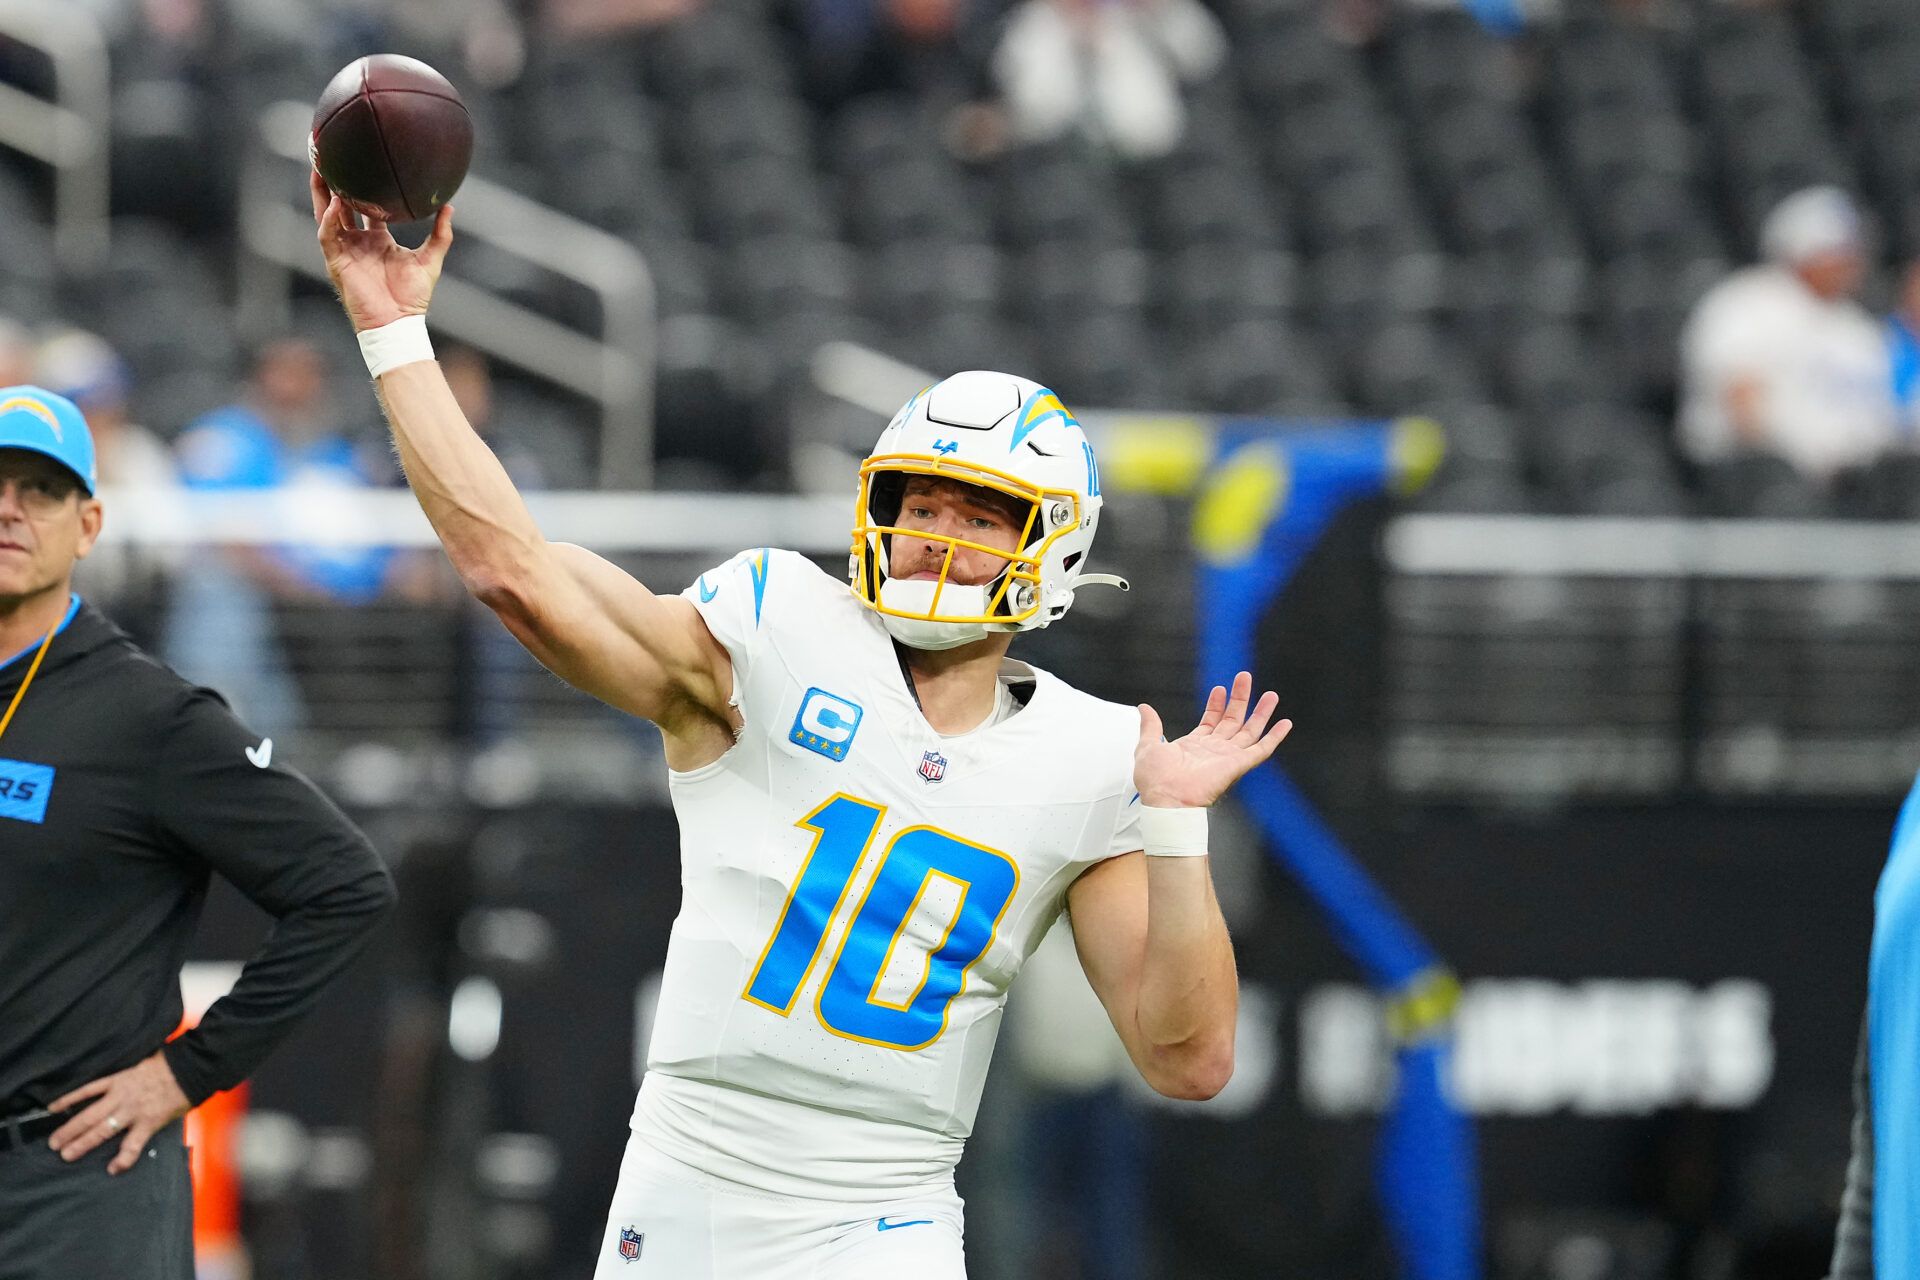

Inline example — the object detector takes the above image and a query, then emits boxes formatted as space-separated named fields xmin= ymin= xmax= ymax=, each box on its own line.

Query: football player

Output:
xmin=314 ymin=176 xmax=1290 ymax=1278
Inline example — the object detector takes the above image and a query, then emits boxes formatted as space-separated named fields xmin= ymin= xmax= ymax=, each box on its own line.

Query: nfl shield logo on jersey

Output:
xmin=617 ymin=1226 xmax=644 ymax=1262
xmin=918 ymin=750 xmax=948 ymax=783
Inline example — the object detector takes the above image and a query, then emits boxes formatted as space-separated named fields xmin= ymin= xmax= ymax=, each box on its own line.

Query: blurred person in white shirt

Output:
xmin=1678 ymin=186 xmax=1896 ymax=483
xmin=992 ymin=0 xmax=1227 ymax=160
xmin=36 ymin=331 xmax=177 ymax=495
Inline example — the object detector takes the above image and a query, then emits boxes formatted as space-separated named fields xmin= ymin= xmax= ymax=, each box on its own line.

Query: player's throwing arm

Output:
xmin=310 ymin=173 xmax=738 ymax=771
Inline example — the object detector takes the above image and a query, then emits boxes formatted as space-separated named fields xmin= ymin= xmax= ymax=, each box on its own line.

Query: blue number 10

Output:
xmin=742 ymin=794 xmax=1020 ymax=1050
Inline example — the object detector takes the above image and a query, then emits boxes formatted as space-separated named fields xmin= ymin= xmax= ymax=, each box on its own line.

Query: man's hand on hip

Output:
xmin=47 ymin=1050 xmax=192 ymax=1174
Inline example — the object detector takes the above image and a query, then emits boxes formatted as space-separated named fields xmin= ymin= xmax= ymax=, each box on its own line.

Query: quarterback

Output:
xmin=314 ymin=177 xmax=1290 ymax=1276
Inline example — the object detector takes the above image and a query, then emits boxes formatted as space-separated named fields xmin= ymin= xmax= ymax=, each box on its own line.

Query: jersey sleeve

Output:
xmin=681 ymin=548 xmax=781 ymax=687
xmin=1108 ymin=790 xmax=1145 ymax=857
xmin=1103 ymin=703 xmax=1146 ymax=857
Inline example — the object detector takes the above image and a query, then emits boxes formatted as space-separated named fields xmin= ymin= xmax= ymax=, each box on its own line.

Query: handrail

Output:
xmin=1386 ymin=513 xmax=1920 ymax=580
xmin=99 ymin=486 xmax=849 ymax=553
xmin=0 ymin=0 xmax=110 ymax=272
xmin=237 ymin=100 xmax=657 ymax=487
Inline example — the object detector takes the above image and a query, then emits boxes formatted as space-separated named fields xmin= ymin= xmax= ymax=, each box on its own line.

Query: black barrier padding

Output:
xmin=185 ymin=798 xmax=1886 ymax=1279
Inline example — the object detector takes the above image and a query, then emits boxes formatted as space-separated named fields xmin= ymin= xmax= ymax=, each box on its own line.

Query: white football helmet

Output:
xmin=850 ymin=370 xmax=1128 ymax=651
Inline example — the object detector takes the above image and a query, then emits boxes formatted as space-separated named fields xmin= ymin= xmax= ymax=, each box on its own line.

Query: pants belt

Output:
xmin=0 ymin=1107 xmax=72 ymax=1153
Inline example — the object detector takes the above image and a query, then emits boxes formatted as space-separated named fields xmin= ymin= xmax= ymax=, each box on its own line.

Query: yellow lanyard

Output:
xmin=0 ymin=617 xmax=59 ymax=747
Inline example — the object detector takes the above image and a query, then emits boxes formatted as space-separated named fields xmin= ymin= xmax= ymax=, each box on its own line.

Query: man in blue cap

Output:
xmin=0 ymin=387 xmax=101 ymax=652
xmin=0 ymin=387 xmax=396 ymax=1279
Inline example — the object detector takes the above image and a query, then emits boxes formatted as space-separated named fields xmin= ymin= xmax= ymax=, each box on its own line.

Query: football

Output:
xmin=310 ymin=54 xmax=473 ymax=225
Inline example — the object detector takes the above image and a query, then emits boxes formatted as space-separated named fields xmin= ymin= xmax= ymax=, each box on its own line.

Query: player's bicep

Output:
xmin=1065 ymin=852 xmax=1154 ymax=1060
xmin=491 ymin=541 xmax=729 ymax=724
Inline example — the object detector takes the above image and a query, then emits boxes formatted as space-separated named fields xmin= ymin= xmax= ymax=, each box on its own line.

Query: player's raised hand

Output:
xmin=1133 ymin=671 xmax=1291 ymax=809
xmin=311 ymin=169 xmax=453 ymax=333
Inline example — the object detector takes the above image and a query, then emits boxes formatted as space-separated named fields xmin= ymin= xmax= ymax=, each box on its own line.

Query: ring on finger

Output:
xmin=104 ymin=1116 xmax=121 ymax=1134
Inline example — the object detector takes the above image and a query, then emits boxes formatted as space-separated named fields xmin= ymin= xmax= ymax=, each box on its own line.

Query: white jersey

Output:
xmin=634 ymin=548 xmax=1143 ymax=1200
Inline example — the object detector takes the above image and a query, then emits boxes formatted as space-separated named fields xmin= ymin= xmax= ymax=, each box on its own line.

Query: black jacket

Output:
xmin=1830 ymin=1010 xmax=1874 ymax=1279
xmin=0 ymin=599 xmax=395 ymax=1111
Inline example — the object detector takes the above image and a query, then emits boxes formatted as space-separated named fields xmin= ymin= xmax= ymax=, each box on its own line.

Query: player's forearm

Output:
xmin=1133 ymin=856 xmax=1238 ymax=1098
xmin=374 ymin=361 xmax=548 ymax=597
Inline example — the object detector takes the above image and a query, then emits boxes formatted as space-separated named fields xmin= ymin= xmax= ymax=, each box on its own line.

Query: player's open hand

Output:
xmin=311 ymin=169 xmax=453 ymax=333
xmin=1133 ymin=672 xmax=1291 ymax=809
xmin=47 ymin=1050 xmax=192 ymax=1174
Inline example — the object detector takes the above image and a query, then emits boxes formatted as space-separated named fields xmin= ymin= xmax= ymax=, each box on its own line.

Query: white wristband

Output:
xmin=1140 ymin=805 xmax=1209 ymax=857
xmin=357 ymin=314 xmax=434 ymax=379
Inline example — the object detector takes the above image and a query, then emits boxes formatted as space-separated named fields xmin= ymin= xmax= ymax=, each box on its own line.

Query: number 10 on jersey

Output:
xmin=743 ymin=794 xmax=1020 ymax=1050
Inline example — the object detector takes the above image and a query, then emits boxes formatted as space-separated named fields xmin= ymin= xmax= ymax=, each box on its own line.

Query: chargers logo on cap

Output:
xmin=0 ymin=396 xmax=62 ymax=441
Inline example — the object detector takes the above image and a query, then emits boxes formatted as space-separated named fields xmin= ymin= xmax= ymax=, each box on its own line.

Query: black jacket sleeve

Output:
xmin=1830 ymin=1008 xmax=1875 ymax=1280
xmin=150 ymin=688 xmax=397 ymax=1105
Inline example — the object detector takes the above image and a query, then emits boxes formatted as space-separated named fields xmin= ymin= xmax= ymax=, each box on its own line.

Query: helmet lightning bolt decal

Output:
xmin=1007 ymin=388 xmax=1076 ymax=453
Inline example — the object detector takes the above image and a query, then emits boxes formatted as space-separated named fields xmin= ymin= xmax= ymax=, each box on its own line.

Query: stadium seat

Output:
xmin=1160 ymin=244 xmax=1299 ymax=335
xmin=697 ymin=156 xmax=838 ymax=244
xmin=1530 ymin=402 xmax=1685 ymax=515
xmin=1834 ymin=453 xmax=1920 ymax=520
xmin=1039 ymin=310 xmax=1162 ymax=408
xmin=1138 ymin=165 xmax=1283 ymax=251
xmin=843 ymin=155 xmax=987 ymax=245
xmin=829 ymin=96 xmax=928 ymax=174
xmin=862 ymin=238 xmax=1002 ymax=324
xmin=725 ymin=234 xmax=857 ymax=323
xmin=884 ymin=310 xmax=1033 ymax=383
xmin=1353 ymin=320 xmax=1489 ymax=415
xmin=1697 ymin=453 xmax=1829 ymax=518
xmin=1428 ymin=399 xmax=1523 ymax=473
xmin=1496 ymin=322 xmax=1609 ymax=414
xmin=681 ymin=89 xmax=815 ymax=169
xmin=1181 ymin=317 xmax=1338 ymax=412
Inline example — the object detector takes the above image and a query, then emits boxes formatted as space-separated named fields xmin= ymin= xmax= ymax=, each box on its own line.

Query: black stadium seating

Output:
xmin=6 ymin=0 xmax=1915 ymax=503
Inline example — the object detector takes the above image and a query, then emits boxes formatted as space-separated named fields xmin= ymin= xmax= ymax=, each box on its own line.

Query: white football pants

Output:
xmin=591 ymin=1131 xmax=968 ymax=1279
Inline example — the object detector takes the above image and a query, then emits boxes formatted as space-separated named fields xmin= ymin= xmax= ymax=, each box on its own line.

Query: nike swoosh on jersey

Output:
xmin=698 ymin=576 xmax=719 ymax=602
xmin=875 ymin=1218 xmax=933 ymax=1232
xmin=246 ymin=738 xmax=273 ymax=769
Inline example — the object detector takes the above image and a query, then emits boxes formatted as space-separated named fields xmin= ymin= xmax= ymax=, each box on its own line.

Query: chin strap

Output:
xmin=1076 ymin=573 xmax=1131 ymax=592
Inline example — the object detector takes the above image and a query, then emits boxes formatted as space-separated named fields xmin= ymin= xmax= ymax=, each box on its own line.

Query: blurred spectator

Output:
xmin=160 ymin=337 xmax=403 ymax=733
xmin=1886 ymin=260 xmax=1920 ymax=439
xmin=0 ymin=316 xmax=33 ymax=385
xmin=1677 ymin=187 xmax=1895 ymax=485
xmin=37 ymin=328 xmax=176 ymax=492
xmin=173 ymin=337 xmax=404 ymax=604
xmin=321 ymin=0 xmax=527 ymax=89
xmin=544 ymin=0 xmax=703 ymax=36
xmin=797 ymin=0 xmax=983 ymax=107
xmin=991 ymin=0 xmax=1226 ymax=160
xmin=35 ymin=328 xmax=179 ymax=644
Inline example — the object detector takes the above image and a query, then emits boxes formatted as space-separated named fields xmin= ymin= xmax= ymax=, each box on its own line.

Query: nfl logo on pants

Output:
xmin=618 ymin=1226 xmax=644 ymax=1262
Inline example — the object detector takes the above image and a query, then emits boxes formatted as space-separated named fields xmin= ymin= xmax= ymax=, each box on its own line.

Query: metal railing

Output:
xmin=236 ymin=101 xmax=658 ymax=487
xmin=1383 ymin=513 xmax=1920 ymax=802
xmin=0 ymin=0 xmax=110 ymax=272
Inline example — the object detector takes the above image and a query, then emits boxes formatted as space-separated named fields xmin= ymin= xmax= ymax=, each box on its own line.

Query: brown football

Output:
xmin=311 ymin=54 xmax=473 ymax=224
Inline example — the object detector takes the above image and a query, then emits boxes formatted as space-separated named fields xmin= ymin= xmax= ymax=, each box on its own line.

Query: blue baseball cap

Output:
xmin=0 ymin=385 xmax=96 ymax=495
